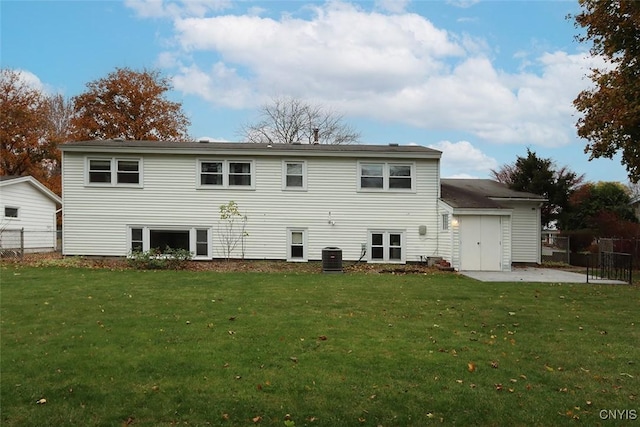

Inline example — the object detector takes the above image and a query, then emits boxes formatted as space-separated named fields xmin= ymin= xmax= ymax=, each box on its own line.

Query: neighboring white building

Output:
xmin=0 ymin=176 xmax=62 ymax=253
xmin=439 ymin=179 xmax=546 ymax=271
xmin=59 ymin=140 xmax=546 ymax=271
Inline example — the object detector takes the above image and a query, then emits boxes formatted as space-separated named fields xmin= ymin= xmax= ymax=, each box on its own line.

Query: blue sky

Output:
xmin=1 ymin=0 xmax=628 ymax=183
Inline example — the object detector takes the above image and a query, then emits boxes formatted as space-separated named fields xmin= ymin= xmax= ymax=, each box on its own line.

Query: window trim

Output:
xmin=4 ymin=206 xmax=19 ymax=219
xmin=197 ymin=159 xmax=255 ymax=190
xmin=86 ymin=157 xmax=143 ymax=187
xmin=368 ymin=230 xmax=406 ymax=263
xmin=287 ymin=228 xmax=308 ymax=262
xmin=441 ymin=213 xmax=450 ymax=231
xmin=128 ymin=226 xmax=212 ymax=260
xmin=282 ymin=160 xmax=307 ymax=191
xmin=357 ymin=161 xmax=415 ymax=192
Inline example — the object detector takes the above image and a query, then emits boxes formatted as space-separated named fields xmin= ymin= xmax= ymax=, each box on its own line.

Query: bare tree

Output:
xmin=240 ymin=96 xmax=360 ymax=144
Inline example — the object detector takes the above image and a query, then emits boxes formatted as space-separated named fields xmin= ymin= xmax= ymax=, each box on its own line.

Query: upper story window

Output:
xmin=358 ymin=162 xmax=414 ymax=191
xmin=198 ymin=160 xmax=254 ymax=189
xmin=283 ymin=161 xmax=306 ymax=190
xmin=4 ymin=206 xmax=19 ymax=218
xmin=87 ymin=158 xmax=142 ymax=187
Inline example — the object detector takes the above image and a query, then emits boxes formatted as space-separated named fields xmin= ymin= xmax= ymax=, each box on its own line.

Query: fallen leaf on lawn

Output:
xmin=559 ymin=387 xmax=568 ymax=392
xmin=358 ymin=417 xmax=366 ymax=423
xmin=222 ymin=413 xmax=230 ymax=420
xmin=252 ymin=415 xmax=262 ymax=423
xmin=510 ymin=378 xmax=517 ymax=383
xmin=519 ymin=374 xmax=527 ymax=380
xmin=426 ymin=413 xmax=435 ymax=419
xmin=290 ymin=357 xmax=298 ymax=363
xmin=228 ymin=330 xmax=235 ymax=335
xmin=544 ymin=365 xmax=555 ymax=372
xmin=124 ymin=416 xmax=135 ymax=425
xmin=456 ymin=379 xmax=463 ymax=384
xmin=307 ymin=416 xmax=318 ymax=422
xmin=229 ymin=316 xmax=236 ymax=321
xmin=470 ymin=383 xmax=476 ymax=389
xmin=256 ymin=384 xmax=262 ymax=391
xmin=491 ymin=361 xmax=499 ymax=369
xmin=318 ymin=335 xmax=328 ymax=341
xmin=495 ymin=384 xmax=503 ymax=391
xmin=467 ymin=362 xmax=476 ymax=373
xmin=620 ymin=372 xmax=634 ymax=378
xmin=36 ymin=398 xmax=47 ymax=405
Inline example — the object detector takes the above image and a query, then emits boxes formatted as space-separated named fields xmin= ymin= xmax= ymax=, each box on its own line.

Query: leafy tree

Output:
xmin=240 ymin=96 xmax=360 ymax=144
xmin=565 ymin=181 xmax=638 ymax=237
xmin=70 ymin=67 xmax=191 ymax=141
xmin=572 ymin=1 xmax=640 ymax=182
xmin=491 ymin=148 xmax=584 ymax=228
xmin=0 ymin=68 xmax=51 ymax=177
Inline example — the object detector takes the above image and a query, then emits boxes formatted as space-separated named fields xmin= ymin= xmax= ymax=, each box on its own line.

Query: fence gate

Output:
xmin=587 ymin=251 xmax=632 ymax=284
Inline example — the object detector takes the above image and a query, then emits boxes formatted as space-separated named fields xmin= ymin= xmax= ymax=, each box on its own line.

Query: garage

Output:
xmin=439 ymin=179 xmax=546 ymax=272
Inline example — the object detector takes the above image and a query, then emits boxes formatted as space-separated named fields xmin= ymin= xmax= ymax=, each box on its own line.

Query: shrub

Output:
xmin=127 ymin=247 xmax=192 ymax=270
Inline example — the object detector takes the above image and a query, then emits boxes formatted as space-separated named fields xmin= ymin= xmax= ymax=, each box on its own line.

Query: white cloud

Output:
xmin=136 ymin=1 xmax=606 ymax=149
xmin=429 ymin=140 xmax=498 ymax=178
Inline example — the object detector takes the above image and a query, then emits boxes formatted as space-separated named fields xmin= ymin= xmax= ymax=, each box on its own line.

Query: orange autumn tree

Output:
xmin=70 ymin=67 xmax=191 ymax=141
xmin=0 ymin=68 xmax=58 ymax=188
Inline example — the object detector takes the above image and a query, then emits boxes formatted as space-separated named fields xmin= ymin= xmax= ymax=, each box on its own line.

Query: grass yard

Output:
xmin=1 ymin=265 xmax=638 ymax=426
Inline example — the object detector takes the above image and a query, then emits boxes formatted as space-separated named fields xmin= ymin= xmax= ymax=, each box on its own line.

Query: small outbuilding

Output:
xmin=439 ymin=179 xmax=546 ymax=271
xmin=0 ymin=176 xmax=62 ymax=254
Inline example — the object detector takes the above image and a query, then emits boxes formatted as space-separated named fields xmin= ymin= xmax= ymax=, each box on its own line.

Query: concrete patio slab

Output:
xmin=461 ymin=267 xmax=629 ymax=284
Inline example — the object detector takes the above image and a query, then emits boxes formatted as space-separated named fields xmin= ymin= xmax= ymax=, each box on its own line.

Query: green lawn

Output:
xmin=1 ymin=265 xmax=638 ymax=426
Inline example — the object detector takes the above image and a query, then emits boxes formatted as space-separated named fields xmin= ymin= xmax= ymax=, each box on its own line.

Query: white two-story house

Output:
xmin=60 ymin=140 xmax=443 ymax=264
xmin=60 ymin=140 xmax=545 ymax=270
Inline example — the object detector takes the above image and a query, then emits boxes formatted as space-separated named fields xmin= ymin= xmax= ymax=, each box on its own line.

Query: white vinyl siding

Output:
xmin=62 ymin=151 xmax=439 ymax=262
xmin=508 ymin=202 xmax=541 ymax=264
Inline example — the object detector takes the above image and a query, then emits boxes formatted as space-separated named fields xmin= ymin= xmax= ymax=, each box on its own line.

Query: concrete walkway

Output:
xmin=461 ymin=267 xmax=629 ymax=284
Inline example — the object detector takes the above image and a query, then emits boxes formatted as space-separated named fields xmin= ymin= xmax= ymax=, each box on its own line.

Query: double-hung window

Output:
xmin=369 ymin=231 xmax=405 ymax=263
xmin=358 ymin=162 xmax=414 ymax=191
xmin=287 ymin=228 xmax=307 ymax=261
xmin=88 ymin=158 xmax=142 ymax=186
xmin=198 ymin=160 xmax=254 ymax=189
xmin=283 ymin=161 xmax=306 ymax=190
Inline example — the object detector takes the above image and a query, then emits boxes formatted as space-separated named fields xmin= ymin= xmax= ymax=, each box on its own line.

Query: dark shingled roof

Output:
xmin=59 ymin=139 xmax=441 ymax=158
xmin=441 ymin=179 xmax=546 ymax=209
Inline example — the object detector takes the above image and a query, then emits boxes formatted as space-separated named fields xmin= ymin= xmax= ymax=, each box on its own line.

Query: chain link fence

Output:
xmin=0 ymin=228 xmax=60 ymax=258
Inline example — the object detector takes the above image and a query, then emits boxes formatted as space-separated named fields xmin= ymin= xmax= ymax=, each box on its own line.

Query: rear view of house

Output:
xmin=0 ymin=176 xmax=62 ymax=254
xmin=60 ymin=140 xmax=442 ymax=263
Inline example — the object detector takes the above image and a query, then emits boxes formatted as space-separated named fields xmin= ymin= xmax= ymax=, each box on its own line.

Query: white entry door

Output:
xmin=459 ymin=216 xmax=502 ymax=271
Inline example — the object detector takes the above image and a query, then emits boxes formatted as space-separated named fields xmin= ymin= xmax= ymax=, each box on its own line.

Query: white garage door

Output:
xmin=459 ymin=216 xmax=502 ymax=271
